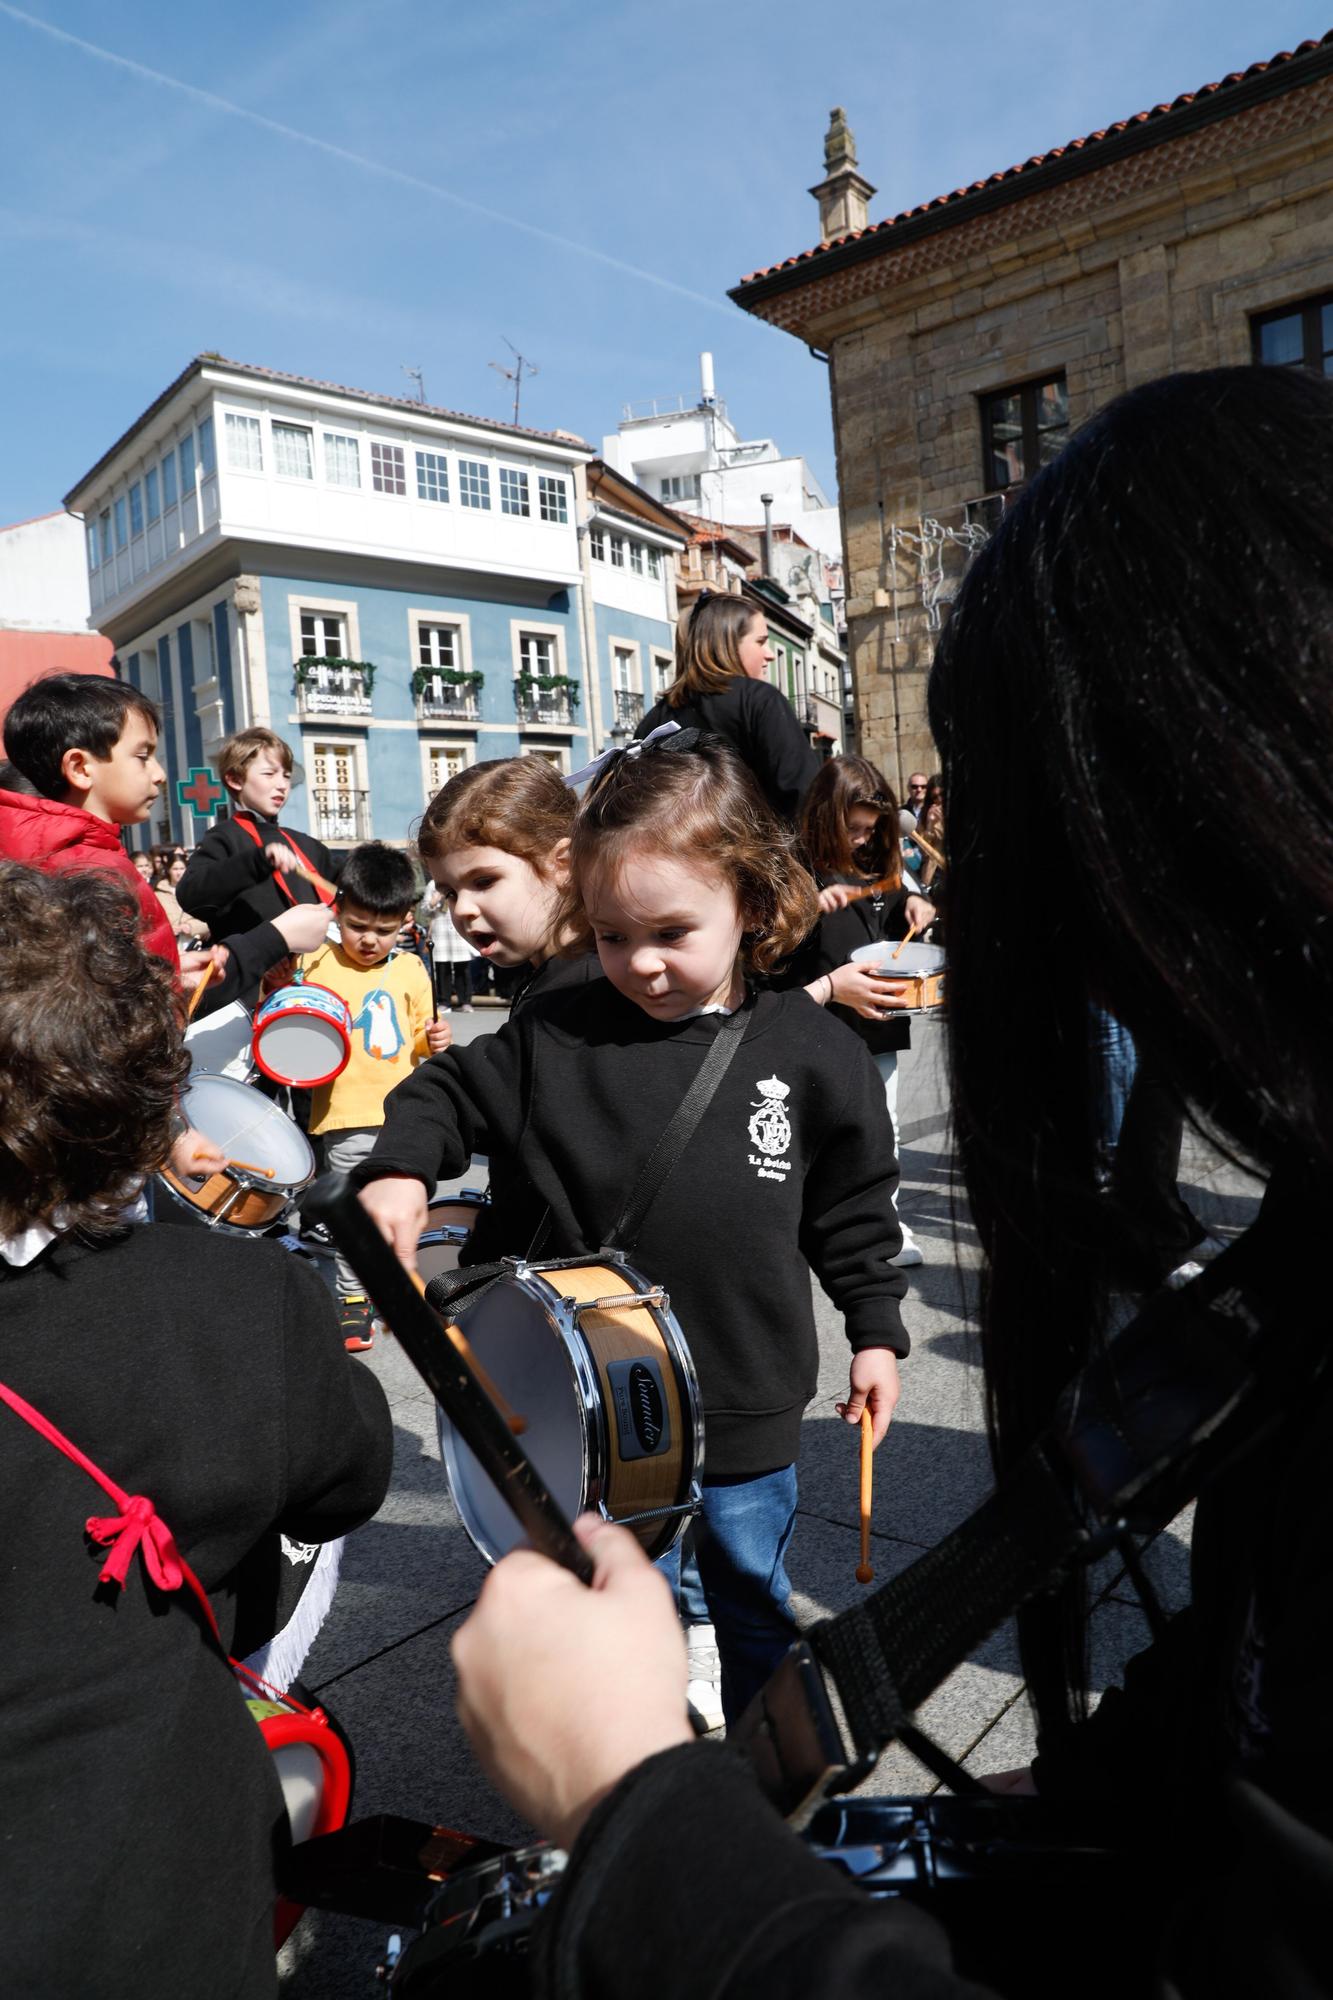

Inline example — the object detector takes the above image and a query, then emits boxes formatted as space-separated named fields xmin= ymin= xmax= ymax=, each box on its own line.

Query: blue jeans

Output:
xmin=658 ymin=1466 xmax=800 ymax=1726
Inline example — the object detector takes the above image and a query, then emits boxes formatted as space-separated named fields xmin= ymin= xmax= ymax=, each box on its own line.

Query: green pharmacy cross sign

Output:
xmin=176 ymin=766 xmax=227 ymax=819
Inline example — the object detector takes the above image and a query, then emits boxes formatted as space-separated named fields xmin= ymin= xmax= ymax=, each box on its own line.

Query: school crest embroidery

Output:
xmin=748 ymin=1075 xmax=792 ymax=1157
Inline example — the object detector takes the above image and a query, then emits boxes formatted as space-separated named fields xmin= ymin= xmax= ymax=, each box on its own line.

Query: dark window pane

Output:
xmin=1036 ymin=378 xmax=1068 ymax=430
xmin=1258 ymin=314 xmax=1305 ymax=366
xmin=1323 ymin=302 xmax=1333 ymax=361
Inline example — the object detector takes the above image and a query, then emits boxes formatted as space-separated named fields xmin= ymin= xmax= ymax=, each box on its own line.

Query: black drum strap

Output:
xmin=731 ymin=1208 xmax=1331 ymax=1821
xmin=601 ymin=1003 xmax=749 ymax=1257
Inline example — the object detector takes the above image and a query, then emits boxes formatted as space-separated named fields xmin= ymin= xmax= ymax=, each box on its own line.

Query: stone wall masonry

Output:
xmin=807 ymin=91 xmax=1333 ymax=783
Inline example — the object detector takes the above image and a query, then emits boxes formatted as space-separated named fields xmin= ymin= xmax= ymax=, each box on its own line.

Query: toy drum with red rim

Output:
xmin=253 ymin=981 xmax=352 ymax=1089
xmin=246 ymin=1696 xmax=352 ymax=1945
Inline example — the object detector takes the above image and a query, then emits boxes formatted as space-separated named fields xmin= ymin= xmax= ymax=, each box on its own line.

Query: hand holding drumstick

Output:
xmin=837 ymin=1346 xmax=899 ymax=1582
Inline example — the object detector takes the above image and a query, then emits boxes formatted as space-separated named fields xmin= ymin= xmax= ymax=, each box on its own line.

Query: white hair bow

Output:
xmin=565 ymin=720 xmax=682 ymax=789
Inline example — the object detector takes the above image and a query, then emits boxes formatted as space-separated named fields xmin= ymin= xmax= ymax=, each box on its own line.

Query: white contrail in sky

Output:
xmin=0 ymin=1 xmax=738 ymax=319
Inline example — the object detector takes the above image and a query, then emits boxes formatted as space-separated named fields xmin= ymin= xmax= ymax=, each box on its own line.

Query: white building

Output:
xmin=0 ymin=511 xmax=113 ymax=724
xmin=601 ymin=354 xmax=843 ymax=561
xmin=62 ymin=355 xmax=679 ymax=848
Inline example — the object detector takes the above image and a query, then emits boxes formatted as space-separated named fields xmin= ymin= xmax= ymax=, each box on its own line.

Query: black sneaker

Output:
xmin=339 ymin=1295 xmax=375 ymax=1353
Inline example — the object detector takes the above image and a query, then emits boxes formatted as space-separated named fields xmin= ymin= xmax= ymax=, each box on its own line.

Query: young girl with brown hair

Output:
xmin=359 ymin=733 xmax=908 ymax=1721
xmin=794 ymin=755 xmax=937 ymax=1266
xmin=415 ymin=755 xmax=585 ymax=1014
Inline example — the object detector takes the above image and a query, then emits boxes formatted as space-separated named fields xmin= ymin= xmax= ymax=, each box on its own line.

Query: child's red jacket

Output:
xmin=0 ymin=791 xmax=179 ymax=967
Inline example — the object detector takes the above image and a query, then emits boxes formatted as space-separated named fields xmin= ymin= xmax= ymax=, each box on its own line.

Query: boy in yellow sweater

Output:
xmin=303 ymin=842 xmax=451 ymax=1349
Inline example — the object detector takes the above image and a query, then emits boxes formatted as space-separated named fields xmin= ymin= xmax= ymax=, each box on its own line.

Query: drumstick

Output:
xmin=285 ymin=858 xmax=339 ymax=900
xmin=856 ymin=1406 xmax=875 ymax=1584
xmin=226 ymin=1157 xmax=276 ymax=1179
xmin=407 ymin=1268 xmax=527 ymax=1436
xmin=891 ymin=923 xmax=921 ymax=962
xmin=843 ymin=874 xmax=899 ymax=905
xmin=184 ymin=957 xmax=217 ymax=1020
xmin=909 ymin=827 xmax=945 ymax=869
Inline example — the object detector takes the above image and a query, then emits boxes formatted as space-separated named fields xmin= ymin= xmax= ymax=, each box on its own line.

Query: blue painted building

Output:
xmin=64 ymin=356 xmax=682 ymax=851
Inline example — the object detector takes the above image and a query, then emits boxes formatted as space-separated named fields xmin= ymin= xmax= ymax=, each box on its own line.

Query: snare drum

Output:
xmin=416 ymin=1191 xmax=489 ymax=1285
xmin=850 ymin=940 xmax=946 ymax=1012
xmin=436 ymin=1255 xmax=702 ymax=1564
xmin=156 ymin=1072 xmax=315 ymax=1235
xmin=253 ymin=981 xmax=353 ymax=1089
xmin=184 ymin=998 xmax=255 ymax=1082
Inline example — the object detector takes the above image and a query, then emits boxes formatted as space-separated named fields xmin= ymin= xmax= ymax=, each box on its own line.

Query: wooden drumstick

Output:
xmin=856 ymin=1406 xmax=875 ymax=1584
xmin=890 ymin=922 xmax=921 ymax=962
xmin=407 ymin=1268 xmax=527 ymax=1436
xmin=184 ymin=957 xmax=217 ymax=1020
xmin=286 ymin=859 xmax=339 ymax=900
xmin=909 ymin=827 xmax=945 ymax=869
xmin=843 ymin=873 xmax=899 ymax=905
xmin=226 ymin=1157 xmax=276 ymax=1179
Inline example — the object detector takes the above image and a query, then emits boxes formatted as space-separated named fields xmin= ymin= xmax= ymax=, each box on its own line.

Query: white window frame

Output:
xmin=421 ymin=739 xmax=474 ymax=802
xmin=651 ymin=649 xmax=674 ymax=697
xmin=537 ymin=473 xmax=568 ymax=524
xmin=629 ymin=540 xmax=645 ymax=575
xmin=225 ymin=411 xmax=264 ymax=473
xmin=521 ymin=745 xmax=568 ymax=773
xmin=510 ymin=618 xmax=569 ymax=681
xmin=609 ymin=638 xmax=641 ymax=693
xmin=306 ymin=735 xmax=372 ymax=842
xmin=272 ymin=420 xmax=315 ymax=481
xmin=370 ymin=439 xmax=408 ymax=496
xmin=609 ymin=534 xmax=626 ymax=569
xmin=458 ymin=457 xmax=492 ymax=510
xmin=406 ymin=606 xmax=474 ymax=678
xmin=589 ymin=526 xmax=605 ymax=561
xmin=647 ymin=546 xmax=662 ymax=580
xmin=288 ymin=593 xmax=362 ymax=671
xmin=499 ymin=465 xmax=530 ymax=517
xmin=416 ymin=448 xmax=451 ymax=504
xmin=323 ymin=431 xmax=361 ymax=488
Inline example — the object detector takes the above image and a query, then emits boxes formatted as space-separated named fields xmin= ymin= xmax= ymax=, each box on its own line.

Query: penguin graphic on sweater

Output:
xmin=352 ymin=989 xmax=404 ymax=1061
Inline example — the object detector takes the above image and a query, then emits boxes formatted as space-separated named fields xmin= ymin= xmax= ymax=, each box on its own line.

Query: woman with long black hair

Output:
xmin=446 ymin=366 xmax=1333 ymax=1997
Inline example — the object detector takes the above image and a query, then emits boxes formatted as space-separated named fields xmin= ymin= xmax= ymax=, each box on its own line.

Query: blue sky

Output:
xmin=0 ymin=0 xmax=1324 ymax=527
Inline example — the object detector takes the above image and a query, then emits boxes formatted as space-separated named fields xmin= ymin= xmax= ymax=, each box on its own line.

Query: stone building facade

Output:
xmin=730 ymin=36 xmax=1333 ymax=789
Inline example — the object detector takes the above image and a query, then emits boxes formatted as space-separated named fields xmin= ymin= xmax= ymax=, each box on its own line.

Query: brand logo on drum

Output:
xmin=607 ymin=1356 xmax=672 ymax=1462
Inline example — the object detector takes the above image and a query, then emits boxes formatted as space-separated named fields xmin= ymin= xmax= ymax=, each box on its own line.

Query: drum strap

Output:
xmin=425 ymin=1004 xmax=750 ymax=1317
xmin=233 ymin=814 xmax=335 ymax=907
xmin=602 ymin=1003 xmax=749 ymax=1256
xmin=731 ymin=1207 xmax=1331 ymax=1822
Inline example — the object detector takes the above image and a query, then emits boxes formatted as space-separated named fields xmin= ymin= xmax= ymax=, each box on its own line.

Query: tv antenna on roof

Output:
xmin=489 ymin=338 xmax=538 ymax=427
xmin=402 ymin=364 xmax=427 ymax=404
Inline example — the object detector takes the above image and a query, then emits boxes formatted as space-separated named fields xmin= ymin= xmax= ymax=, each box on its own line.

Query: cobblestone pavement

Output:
xmin=278 ymin=1006 xmax=1264 ymax=1992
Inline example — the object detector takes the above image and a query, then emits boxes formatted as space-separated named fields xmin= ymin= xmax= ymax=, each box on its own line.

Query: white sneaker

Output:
xmin=890 ymin=1222 xmax=924 ymax=1269
xmin=685 ymin=1623 xmax=725 ymax=1734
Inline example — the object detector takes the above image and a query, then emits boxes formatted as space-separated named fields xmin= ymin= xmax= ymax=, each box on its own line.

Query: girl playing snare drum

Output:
xmin=359 ymin=734 xmax=908 ymax=1722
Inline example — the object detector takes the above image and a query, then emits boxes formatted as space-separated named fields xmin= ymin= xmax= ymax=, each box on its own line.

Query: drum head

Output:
xmin=849 ymin=940 xmax=945 ymax=976
xmin=179 ymin=1073 xmax=315 ymax=1191
xmin=416 ymin=1199 xmax=484 ymax=1286
xmin=255 ymin=1013 xmax=348 ymax=1090
xmin=439 ymin=1281 xmax=586 ymax=1563
xmin=185 ymin=999 xmax=254 ymax=1081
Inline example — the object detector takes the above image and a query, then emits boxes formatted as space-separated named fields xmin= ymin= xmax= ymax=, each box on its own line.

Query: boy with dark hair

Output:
xmin=177 ymin=725 xmax=339 ymax=958
xmin=303 ymin=840 xmax=451 ymax=1348
xmin=0 ymin=672 xmax=179 ymax=964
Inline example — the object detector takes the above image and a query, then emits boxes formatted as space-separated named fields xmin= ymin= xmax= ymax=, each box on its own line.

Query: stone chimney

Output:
xmin=809 ymin=107 xmax=876 ymax=242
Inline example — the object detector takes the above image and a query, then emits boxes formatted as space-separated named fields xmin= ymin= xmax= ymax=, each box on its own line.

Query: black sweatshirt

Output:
xmin=637 ymin=677 xmax=823 ymax=823
xmin=0 ymin=1226 xmax=392 ymax=1999
xmin=177 ymin=811 xmax=337 ymax=940
xmin=359 ymin=982 xmax=908 ymax=1473
xmin=534 ymin=1175 xmax=1333 ymax=1999
xmin=781 ymin=877 xmax=918 ymax=1057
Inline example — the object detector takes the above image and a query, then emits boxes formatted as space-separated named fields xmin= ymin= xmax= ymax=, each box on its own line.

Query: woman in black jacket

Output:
xmin=788 ymin=754 xmax=936 ymax=1265
xmin=448 ymin=367 xmax=1333 ymax=1998
xmin=636 ymin=592 xmax=823 ymax=822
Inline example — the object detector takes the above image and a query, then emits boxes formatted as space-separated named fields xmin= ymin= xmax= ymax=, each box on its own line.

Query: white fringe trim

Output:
xmin=239 ymin=1535 xmax=344 ymax=1694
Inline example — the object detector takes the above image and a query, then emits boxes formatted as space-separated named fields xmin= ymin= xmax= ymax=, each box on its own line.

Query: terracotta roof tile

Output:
xmin=736 ymin=34 xmax=1333 ymax=287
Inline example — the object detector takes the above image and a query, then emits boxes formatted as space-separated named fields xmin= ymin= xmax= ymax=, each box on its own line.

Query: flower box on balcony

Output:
xmin=515 ymin=672 xmax=580 ymax=709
